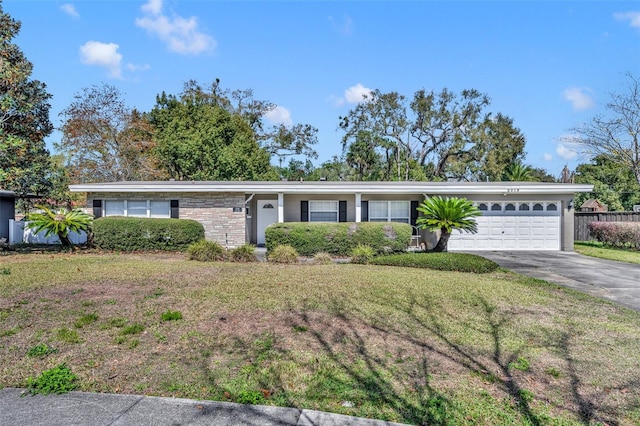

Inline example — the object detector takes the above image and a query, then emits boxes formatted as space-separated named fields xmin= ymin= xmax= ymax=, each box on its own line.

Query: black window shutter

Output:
xmin=338 ymin=200 xmax=347 ymax=222
xmin=170 ymin=200 xmax=179 ymax=218
xmin=301 ymin=201 xmax=309 ymax=222
xmin=361 ymin=201 xmax=368 ymax=222
xmin=92 ymin=200 xmax=102 ymax=218
xmin=411 ymin=200 xmax=419 ymax=234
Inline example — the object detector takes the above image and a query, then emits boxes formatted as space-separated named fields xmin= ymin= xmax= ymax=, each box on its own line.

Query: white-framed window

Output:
xmin=105 ymin=200 xmax=125 ymax=216
xmin=369 ymin=200 xmax=410 ymax=223
xmin=103 ymin=200 xmax=171 ymax=218
xmin=309 ymin=200 xmax=338 ymax=222
xmin=127 ymin=200 xmax=148 ymax=217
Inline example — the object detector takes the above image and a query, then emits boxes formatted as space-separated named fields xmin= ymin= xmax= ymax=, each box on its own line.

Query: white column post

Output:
xmin=355 ymin=193 xmax=362 ymax=222
xmin=277 ymin=193 xmax=284 ymax=223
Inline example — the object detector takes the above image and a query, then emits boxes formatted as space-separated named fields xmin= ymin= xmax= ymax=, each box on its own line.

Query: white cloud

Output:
xmin=60 ymin=3 xmax=79 ymax=18
xmin=543 ymin=153 xmax=553 ymax=162
xmin=328 ymin=15 xmax=353 ymax=35
xmin=614 ymin=11 xmax=640 ymax=29
xmin=345 ymin=83 xmax=373 ymax=104
xmin=563 ymin=87 xmax=595 ymax=111
xmin=79 ymin=41 xmax=122 ymax=79
xmin=135 ymin=0 xmax=216 ymax=55
xmin=126 ymin=63 xmax=151 ymax=72
xmin=142 ymin=0 xmax=163 ymax=15
xmin=265 ymin=106 xmax=292 ymax=126
xmin=556 ymin=143 xmax=578 ymax=160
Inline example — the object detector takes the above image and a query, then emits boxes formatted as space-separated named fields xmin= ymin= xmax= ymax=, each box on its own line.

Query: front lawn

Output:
xmin=575 ymin=241 xmax=640 ymax=264
xmin=1 ymin=253 xmax=639 ymax=425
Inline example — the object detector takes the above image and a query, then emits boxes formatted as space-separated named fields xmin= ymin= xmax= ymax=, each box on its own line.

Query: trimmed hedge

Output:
xmin=370 ymin=252 xmax=499 ymax=274
xmin=588 ymin=221 xmax=640 ymax=249
xmin=265 ymin=222 xmax=412 ymax=256
xmin=93 ymin=217 xmax=205 ymax=251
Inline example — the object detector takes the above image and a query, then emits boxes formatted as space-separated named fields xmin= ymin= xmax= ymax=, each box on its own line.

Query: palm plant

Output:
xmin=26 ymin=206 xmax=93 ymax=247
xmin=416 ymin=196 xmax=481 ymax=252
xmin=503 ymin=162 xmax=534 ymax=181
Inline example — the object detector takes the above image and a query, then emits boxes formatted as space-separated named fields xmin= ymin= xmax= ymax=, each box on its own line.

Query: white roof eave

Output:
xmin=69 ymin=181 xmax=594 ymax=196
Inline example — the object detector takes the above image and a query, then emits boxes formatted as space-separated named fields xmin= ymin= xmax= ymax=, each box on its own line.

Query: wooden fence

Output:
xmin=574 ymin=212 xmax=640 ymax=241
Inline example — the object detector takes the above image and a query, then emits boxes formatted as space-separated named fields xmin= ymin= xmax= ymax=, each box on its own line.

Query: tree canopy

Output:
xmin=573 ymin=155 xmax=640 ymax=211
xmin=0 ymin=5 xmax=53 ymax=197
xmin=339 ymin=88 xmax=526 ymax=181
xmin=57 ymin=84 xmax=164 ymax=183
xmin=150 ymin=83 xmax=277 ymax=181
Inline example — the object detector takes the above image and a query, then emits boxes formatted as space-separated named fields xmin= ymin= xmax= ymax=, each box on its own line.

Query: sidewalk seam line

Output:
xmin=106 ymin=395 xmax=145 ymax=425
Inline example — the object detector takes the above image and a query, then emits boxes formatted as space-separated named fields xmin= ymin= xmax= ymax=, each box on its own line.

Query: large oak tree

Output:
xmin=339 ymin=88 xmax=526 ymax=181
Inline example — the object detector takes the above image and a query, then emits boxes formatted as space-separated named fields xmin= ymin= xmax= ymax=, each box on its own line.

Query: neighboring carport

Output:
xmin=475 ymin=251 xmax=640 ymax=312
xmin=0 ymin=190 xmax=16 ymax=241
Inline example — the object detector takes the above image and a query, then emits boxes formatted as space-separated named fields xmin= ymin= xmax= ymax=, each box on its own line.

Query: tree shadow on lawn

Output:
xmin=190 ymin=294 xmax=635 ymax=425
xmin=374 ymin=293 xmax=632 ymax=425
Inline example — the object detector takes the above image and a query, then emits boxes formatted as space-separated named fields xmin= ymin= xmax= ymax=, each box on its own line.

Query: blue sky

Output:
xmin=5 ymin=0 xmax=640 ymax=178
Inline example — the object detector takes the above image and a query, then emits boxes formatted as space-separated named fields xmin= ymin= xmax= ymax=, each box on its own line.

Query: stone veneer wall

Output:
xmin=87 ymin=192 xmax=246 ymax=248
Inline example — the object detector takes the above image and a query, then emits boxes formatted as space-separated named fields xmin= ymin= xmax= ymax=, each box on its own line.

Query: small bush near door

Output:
xmin=187 ymin=240 xmax=226 ymax=261
xmin=350 ymin=244 xmax=375 ymax=264
xmin=93 ymin=217 xmax=204 ymax=251
xmin=186 ymin=242 xmax=258 ymax=262
xmin=230 ymin=244 xmax=258 ymax=262
xmin=265 ymin=222 xmax=412 ymax=256
xmin=268 ymin=245 xmax=299 ymax=263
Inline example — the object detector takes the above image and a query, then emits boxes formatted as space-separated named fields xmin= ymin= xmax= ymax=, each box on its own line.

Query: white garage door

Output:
xmin=448 ymin=201 xmax=561 ymax=251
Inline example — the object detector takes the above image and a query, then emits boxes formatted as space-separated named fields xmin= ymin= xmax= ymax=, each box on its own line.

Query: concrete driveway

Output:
xmin=472 ymin=251 xmax=640 ymax=312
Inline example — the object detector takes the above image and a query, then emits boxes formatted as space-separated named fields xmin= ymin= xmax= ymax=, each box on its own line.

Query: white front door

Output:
xmin=257 ymin=200 xmax=279 ymax=245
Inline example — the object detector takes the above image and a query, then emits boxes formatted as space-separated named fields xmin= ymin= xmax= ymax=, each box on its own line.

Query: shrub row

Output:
xmin=588 ymin=221 xmax=640 ymax=249
xmin=370 ymin=252 xmax=499 ymax=274
xmin=265 ymin=222 xmax=412 ymax=256
xmin=93 ymin=217 xmax=205 ymax=251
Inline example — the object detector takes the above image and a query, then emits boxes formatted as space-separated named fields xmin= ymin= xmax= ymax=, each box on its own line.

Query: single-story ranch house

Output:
xmin=69 ymin=181 xmax=593 ymax=251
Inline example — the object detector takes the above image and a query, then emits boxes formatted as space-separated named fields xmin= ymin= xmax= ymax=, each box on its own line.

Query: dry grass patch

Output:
xmin=1 ymin=253 xmax=639 ymax=425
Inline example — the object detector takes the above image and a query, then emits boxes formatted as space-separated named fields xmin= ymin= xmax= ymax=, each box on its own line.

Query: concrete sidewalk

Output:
xmin=0 ymin=388 xmax=409 ymax=426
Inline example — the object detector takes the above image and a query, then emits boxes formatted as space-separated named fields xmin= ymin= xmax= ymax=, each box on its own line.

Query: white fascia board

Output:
xmin=69 ymin=182 xmax=594 ymax=195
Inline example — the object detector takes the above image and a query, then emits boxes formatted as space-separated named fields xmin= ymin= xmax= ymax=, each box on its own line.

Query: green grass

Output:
xmin=0 ymin=252 xmax=639 ymax=425
xmin=575 ymin=241 xmax=640 ymax=264
xmin=74 ymin=313 xmax=99 ymax=328
xmin=161 ymin=310 xmax=183 ymax=321
xmin=26 ymin=343 xmax=58 ymax=358
xmin=26 ymin=363 xmax=77 ymax=395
